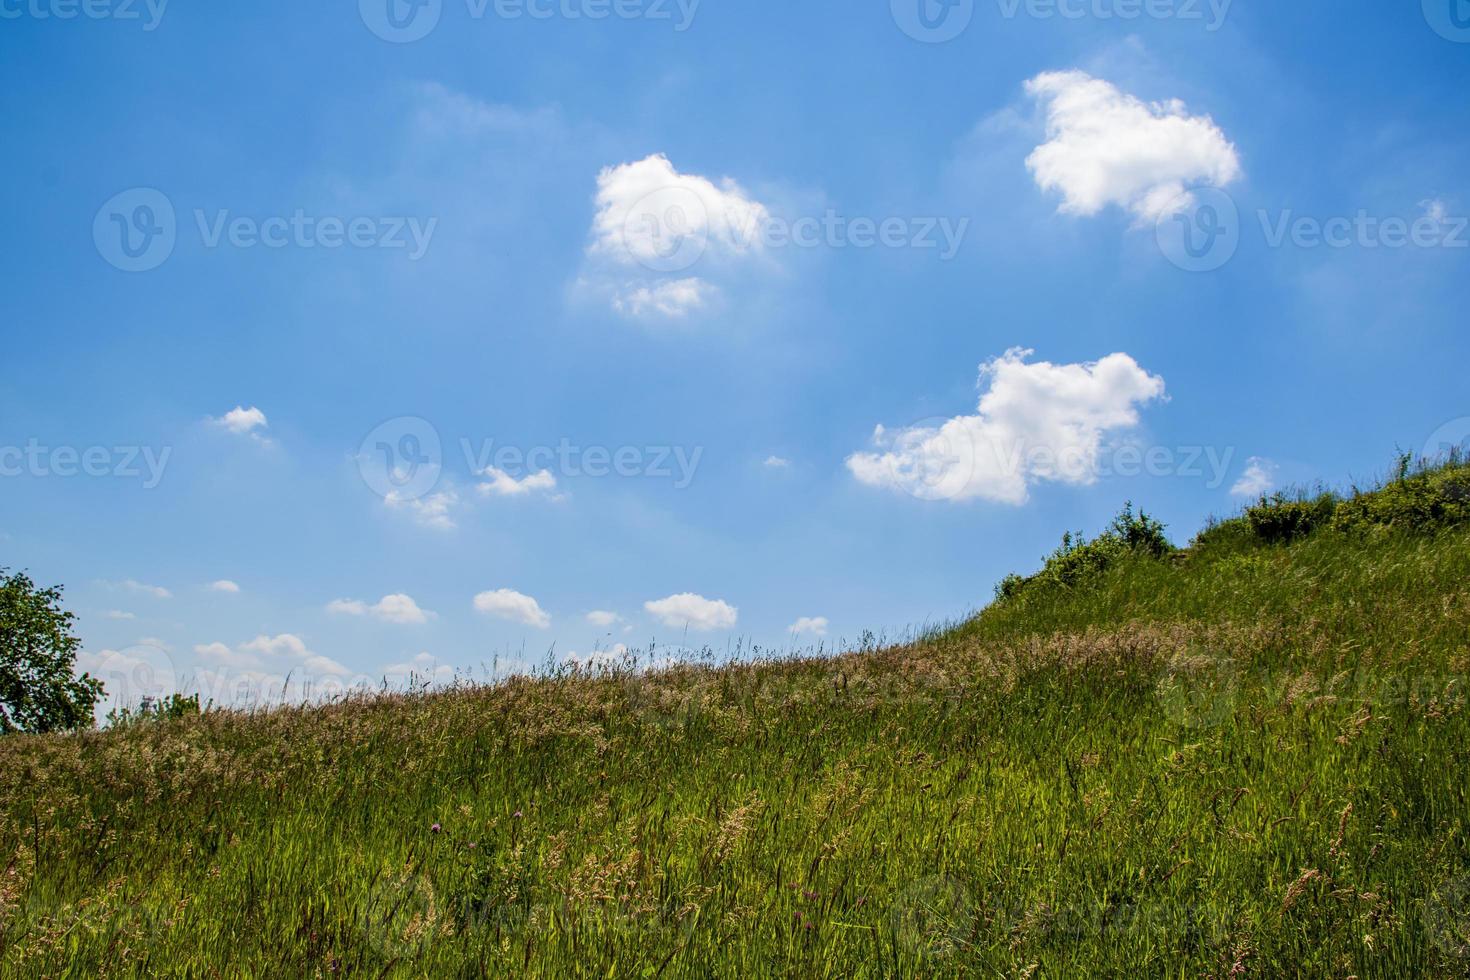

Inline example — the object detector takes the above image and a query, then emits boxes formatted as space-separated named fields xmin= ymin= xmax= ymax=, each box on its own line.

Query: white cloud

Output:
xmin=473 ymin=589 xmax=551 ymax=629
xmin=477 ymin=468 xmax=559 ymax=498
xmin=382 ymin=652 xmax=456 ymax=685
xmin=209 ymin=580 xmax=241 ymax=594
xmin=103 ymin=610 xmax=136 ymax=620
xmin=847 ymin=348 xmax=1166 ymax=505
xmin=644 ymin=593 xmax=738 ymax=631
xmin=116 ymin=579 xmax=171 ymax=599
xmin=1231 ymin=457 xmax=1277 ymax=499
xmin=245 ymin=634 xmax=352 ymax=676
xmin=193 ymin=633 xmax=349 ymax=678
xmin=585 ymin=153 xmax=770 ymax=319
xmin=239 ymin=633 xmax=310 ymax=660
xmin=194 ymin=640 xmax=262 ymax=669
xmin=211 ymin=405 xmax=270 ymax=440
xmin=788 ymin=616 xmax=829 ymax=638
xmin=590 ymin=153 xmax=769 ymax=267
xmin=302 ymin=654 xmax=352 ymax=677
xmin=1024 ymin=70 xmax=1241 ymax=222
xmin=564 ymin=643 xmax=630 ymax=670
xmin=327 ymin=593 xmax=434 ymax=625
xmin=763 ymin=455 xmax=791 ymax=469
xmin=586 ymin=610 xmax=623 ymax=627
xmin=386 ymin=488 xmax=459 ymax=531
xmin=612 ymin=278 xmax=715 ymax=319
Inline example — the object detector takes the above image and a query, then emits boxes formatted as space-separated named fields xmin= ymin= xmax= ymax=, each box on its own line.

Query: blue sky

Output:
xmin=2 ymin=0 xmax=1467 ymax=712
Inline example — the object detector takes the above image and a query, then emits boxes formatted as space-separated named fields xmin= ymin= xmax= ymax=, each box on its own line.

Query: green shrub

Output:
xmin=1330 ymin=459 xmax=1470 ymax=534
xmin=106 ymin=692 xmax=203 ymax=728
xmin=1245 ymin=492 xmax=1340 ymax=544
xmin=994 ymin=503 xmax=1173 ymax=602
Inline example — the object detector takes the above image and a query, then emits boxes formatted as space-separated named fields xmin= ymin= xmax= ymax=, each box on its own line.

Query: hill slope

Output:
xmin=3 ymin=463 xmax=1469 ymax=977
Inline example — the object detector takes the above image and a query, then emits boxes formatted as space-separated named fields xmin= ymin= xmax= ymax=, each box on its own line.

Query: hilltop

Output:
xmin=2 ymin=458 xmax=1468 ymax=977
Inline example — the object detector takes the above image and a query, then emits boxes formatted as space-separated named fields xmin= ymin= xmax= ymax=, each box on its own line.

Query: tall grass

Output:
xmin=2 ymin=464 xmax=1468 ymax=977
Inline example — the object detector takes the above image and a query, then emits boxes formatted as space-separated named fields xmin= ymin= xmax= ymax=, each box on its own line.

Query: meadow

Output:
xmin=2 ymin=460 xmax=1468 ymax=977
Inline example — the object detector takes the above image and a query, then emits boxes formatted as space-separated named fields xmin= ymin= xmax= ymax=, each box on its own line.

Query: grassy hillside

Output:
xmin=3 ymin=461 xmax=1469 ymax=977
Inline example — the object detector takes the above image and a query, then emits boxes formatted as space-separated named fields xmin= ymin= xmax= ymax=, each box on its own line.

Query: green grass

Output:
xmin=3 ymin=465 xmax=1469 ymax=977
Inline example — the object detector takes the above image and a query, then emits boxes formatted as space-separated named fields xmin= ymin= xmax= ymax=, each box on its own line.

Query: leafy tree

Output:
xmin=0 ymin=567 xmax=103 ymax=734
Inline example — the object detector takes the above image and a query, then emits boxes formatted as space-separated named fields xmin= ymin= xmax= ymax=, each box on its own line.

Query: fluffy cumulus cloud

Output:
xmin=1025 ymin=71 xmax=1241 ymax=222
xmin=473 ymin=589 xmax=551 ymax=629
xmin=847 ymin=348 xmax=1166 ymax=505
xmin=79 ymin=634 xmax=361 ymax=711
xmin=210 ymin=405 xmax=270 ymax=440
xmin=1231 ymin=457 xmax=1277 ymax=498
xmin=477 ymin=468 xmax=559 ymax=498
xmin=763 ymin=455 xmax=791 ymax=469
xmin=586 ymin=610 xmax=623 ymax=627
xmin=788 ymin=616 xmax=829 ymax=638
xmin=194 ymin=633 xmax=352 ymax=687
xmin=584 ymin=153 xmax=769 ymax=320
xmin=644 ymin=593 xmax=738 ymax=631
xmin=612 ymin=278 xmax=714 ymax=319
xmin=327 ymin=593 xmax=434 ymax=625
xmin=386 ymin=488 xmax=459 ymax=531
xmin=209 ymin=580 xmax=241 ymax=594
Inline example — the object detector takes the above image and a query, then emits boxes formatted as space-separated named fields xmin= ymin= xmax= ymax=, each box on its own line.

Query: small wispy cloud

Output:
xmin=1230 ymin=457 xmax=1277 ymax=499
xmin=788 ymin=616 xmax=828 ymax=638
